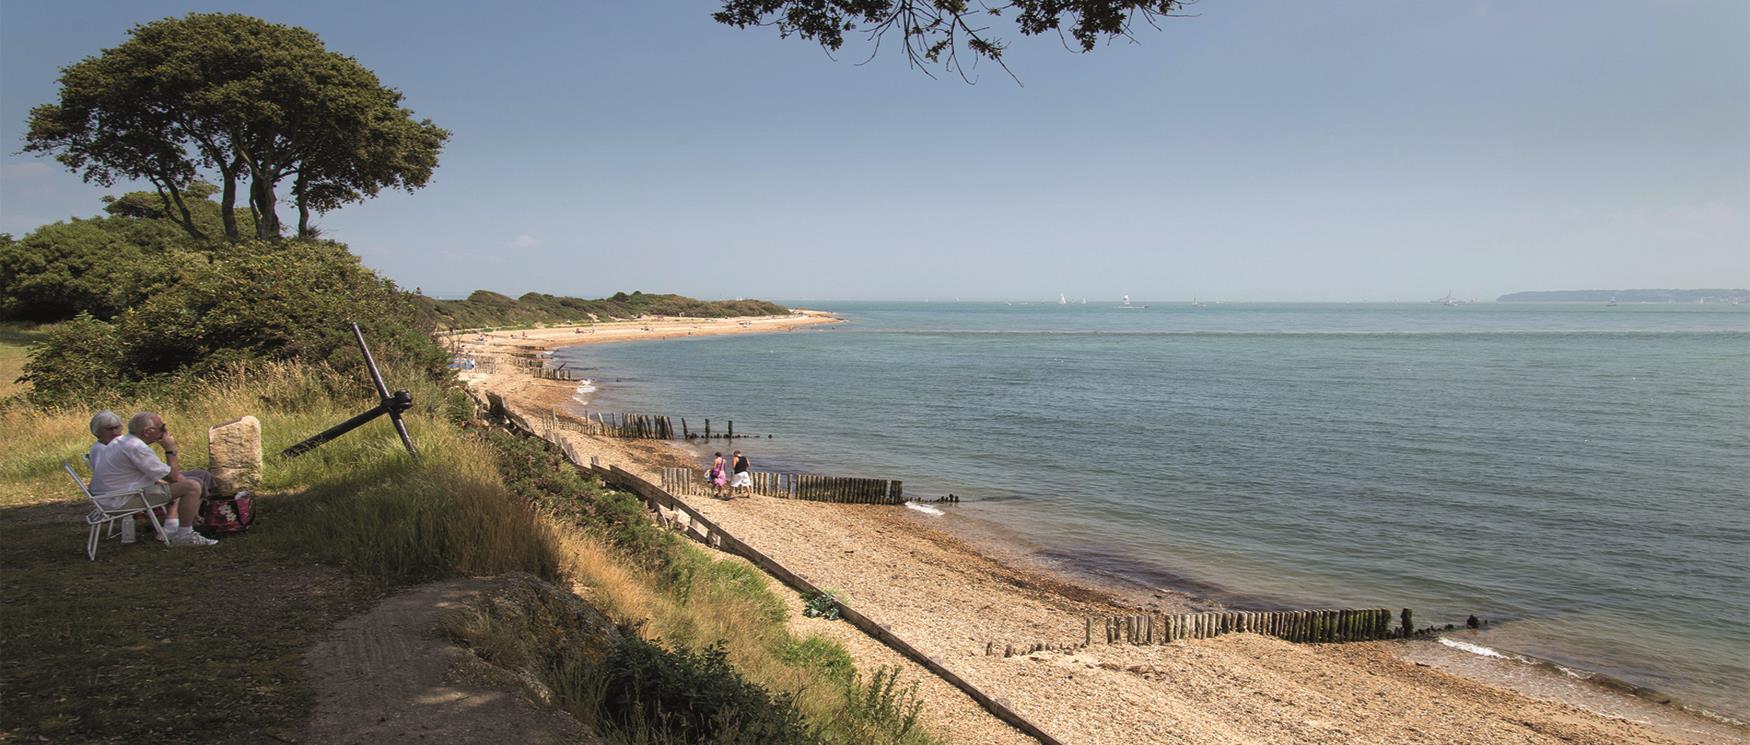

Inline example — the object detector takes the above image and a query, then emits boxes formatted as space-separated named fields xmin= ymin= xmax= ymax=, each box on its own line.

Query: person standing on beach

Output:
xmin=730 ymin=450 xmax=751 ymax=498
xmin=709 ymin=452 xmax=728 ymax=499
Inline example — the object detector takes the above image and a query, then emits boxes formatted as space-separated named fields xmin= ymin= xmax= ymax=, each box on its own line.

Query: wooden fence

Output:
xmin=662 ymin=467 xmax=961 ymax=505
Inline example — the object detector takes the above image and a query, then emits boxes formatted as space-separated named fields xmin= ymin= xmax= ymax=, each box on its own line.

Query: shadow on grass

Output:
xmin=0 ymin=323 xmax=49 ymax=349
xmin=0 ymin=491 xmax=383 ymax=743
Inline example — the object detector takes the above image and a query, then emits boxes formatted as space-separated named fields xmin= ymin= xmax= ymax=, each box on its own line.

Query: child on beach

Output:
xmin=709 ymin=452 xmax=728 ymax=498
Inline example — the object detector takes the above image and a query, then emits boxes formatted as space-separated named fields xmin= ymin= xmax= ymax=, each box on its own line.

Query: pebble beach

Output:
xmin=457 ymin=314 xmax=1746 ymax=745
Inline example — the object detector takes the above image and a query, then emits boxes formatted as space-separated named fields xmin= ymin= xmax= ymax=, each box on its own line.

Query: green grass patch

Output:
xmin=0 ymin=322 xmax=51 ymax=400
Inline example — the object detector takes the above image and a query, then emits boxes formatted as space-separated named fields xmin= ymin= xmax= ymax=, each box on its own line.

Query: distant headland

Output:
xmin=1497 ymin=289 xmax=1749 ymax=303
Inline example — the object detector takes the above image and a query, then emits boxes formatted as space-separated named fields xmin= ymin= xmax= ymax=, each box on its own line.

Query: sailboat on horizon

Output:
xmin=1059 ymin=293 xmax=1068 ymax=305
xmin=1191 ymin=295 xmax=1207 ymax=308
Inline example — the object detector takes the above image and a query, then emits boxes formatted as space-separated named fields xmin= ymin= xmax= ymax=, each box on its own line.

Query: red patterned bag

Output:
xmin=197 ymin=492 xmax=255 ymax=536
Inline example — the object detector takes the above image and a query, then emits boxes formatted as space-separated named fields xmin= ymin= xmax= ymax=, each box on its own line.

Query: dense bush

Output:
xmin=0 ymin=186 xmax=253 ymax=323
xmin=0 ymin=218 xmax=189 ymax=322
xmin=601 ymin=637 xmax=816 ymax=745
xmin=21 ymin=239 xmax=445 ymax=406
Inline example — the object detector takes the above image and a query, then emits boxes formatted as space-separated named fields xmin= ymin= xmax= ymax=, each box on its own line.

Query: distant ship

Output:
xmin=1059 ymin=293 xmax=1068 ymax=305
xmin=1434 ymin=291 xmax=1457 ymax=306
xmin=1191 ymin=295 xmax=1207 ymax=308
xmin=1606 ymin=295 xmax=1618 ymax=307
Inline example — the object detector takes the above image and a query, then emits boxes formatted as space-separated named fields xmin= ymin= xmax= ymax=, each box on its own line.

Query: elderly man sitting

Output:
xmin=88 ymin=412 xmax=218 ymax=547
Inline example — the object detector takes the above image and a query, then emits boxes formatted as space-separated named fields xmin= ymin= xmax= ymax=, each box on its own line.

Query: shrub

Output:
xmin=600 ymin=637 xmax=817 ymax=745
xmin=21 ymin=239 xmax=446 ymax=406
xmin=16 ymin=313 xmax=127 ymax=407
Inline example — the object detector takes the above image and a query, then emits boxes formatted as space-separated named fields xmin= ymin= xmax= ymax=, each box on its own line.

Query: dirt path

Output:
xmin=301 ymin=578 xmax=599 ymax=745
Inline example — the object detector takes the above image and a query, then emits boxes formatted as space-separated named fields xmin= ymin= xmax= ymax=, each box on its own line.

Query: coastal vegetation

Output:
xmin=4 ymin=12 xmax=927 ymax=742
xmin=415 ymin=290 xmax=790 ymax=331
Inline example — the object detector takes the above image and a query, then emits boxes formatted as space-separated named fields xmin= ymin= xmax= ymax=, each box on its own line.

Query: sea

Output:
xmin=553 ymin=301 xmax=1750 ymax=720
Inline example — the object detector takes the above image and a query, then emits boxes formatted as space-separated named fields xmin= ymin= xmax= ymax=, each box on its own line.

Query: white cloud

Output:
xmin=512 ymin=233 xmax=540 ymax=248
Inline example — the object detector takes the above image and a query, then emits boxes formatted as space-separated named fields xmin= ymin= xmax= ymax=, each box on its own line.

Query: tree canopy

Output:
xmin=713 ymin=0 xmax=1189 ymax=79
xmin=24 ymin=13 xmax=448 ymax=242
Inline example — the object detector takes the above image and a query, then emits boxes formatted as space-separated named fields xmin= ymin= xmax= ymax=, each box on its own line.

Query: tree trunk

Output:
xmin=155 ymin=179 xmax=204 ymax=242
xmin=219 ymin=160 xmax=242 ymax=241
xmin=294 ymin=172 xmax=314 ymax=238
xmin=251 ymin=171 xmax=281 ymax=239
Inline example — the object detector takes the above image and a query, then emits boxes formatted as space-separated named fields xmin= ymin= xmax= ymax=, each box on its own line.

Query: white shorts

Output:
xmin=730 ymin=472 xmax=751 ymax=488
xmin=96 ymin=483 xmax=173 ymax=511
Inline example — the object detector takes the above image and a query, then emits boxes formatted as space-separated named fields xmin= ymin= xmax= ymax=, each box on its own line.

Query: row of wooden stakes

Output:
xmin=660 ymin=467 xmax=942 ymax=505
xmin=1083 ymin=608 xmax=1405 ymax=647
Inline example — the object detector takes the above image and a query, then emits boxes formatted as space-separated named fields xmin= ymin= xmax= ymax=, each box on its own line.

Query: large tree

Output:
xmin=25 ymin=13 xmax=449 ymax=242
xmin=714 ymin=0 xmax=1189 ymax=80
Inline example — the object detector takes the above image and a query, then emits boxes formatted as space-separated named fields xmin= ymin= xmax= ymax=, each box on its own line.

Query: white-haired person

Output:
xmin=87 ymin=411 xmax=217 ymax=547
xmin=89 ymin=409 xmax=125 ymax=447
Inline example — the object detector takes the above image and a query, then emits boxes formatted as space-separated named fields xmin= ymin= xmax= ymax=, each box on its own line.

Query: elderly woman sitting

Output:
xmin=89 ymin=409 xmax=125 ymax=447
xmin=87 ymin=411 xmax=218 ymax=547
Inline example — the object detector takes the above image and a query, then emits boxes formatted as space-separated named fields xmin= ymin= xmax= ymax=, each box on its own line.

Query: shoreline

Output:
xmin=465 ymin=314 xmax=1746 ymax=744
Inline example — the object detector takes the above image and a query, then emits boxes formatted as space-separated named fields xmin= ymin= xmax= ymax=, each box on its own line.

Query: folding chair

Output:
xmin=64 ymin=462 xmax=171 ymax=560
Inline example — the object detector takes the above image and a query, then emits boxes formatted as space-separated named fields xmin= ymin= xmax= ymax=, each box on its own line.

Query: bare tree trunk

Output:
xmin=251 ymin=172 xmax=281 ymax=239
xmin=294 ymin=172 xmax=314 ymax=238
xmin=154 ymin=179 xmax=205 ymax=242
xmin=219 ymin=159 xmax=242 ymax=241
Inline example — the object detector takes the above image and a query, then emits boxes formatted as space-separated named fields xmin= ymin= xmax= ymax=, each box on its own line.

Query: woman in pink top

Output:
xmin=708 ymin=452 xmax=728 ymax=498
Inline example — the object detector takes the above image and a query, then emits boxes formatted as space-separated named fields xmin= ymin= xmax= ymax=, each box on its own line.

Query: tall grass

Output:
xmin=478 ymin=429 xmax=941 ymax=744
xmin=4 ymin=360 xmax=559 ymax=583
xmin=6 ymin=357 xmax=936 ymax=743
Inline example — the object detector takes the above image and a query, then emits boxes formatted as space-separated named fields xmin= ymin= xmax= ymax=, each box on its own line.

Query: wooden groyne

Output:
xmin=662 ymin=466 xmax=962 ymax=505
xmin=571 ymin=412 xmax=756 ymax=441
xmin=990 ymin=608 xmax=1403 ymax=656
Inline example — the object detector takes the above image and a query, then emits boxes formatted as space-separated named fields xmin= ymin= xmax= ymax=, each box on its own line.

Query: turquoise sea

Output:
xmin=555 ymin=302 xmax=1750 ymax=719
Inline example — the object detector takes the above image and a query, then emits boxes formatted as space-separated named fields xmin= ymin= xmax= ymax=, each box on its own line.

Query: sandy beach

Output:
xmin=465 ymin=314 xmax=1745 ymax=745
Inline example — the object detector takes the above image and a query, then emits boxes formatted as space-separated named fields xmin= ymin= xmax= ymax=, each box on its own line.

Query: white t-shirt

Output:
xmin=87 ymin=434 xmax=170 ymax=497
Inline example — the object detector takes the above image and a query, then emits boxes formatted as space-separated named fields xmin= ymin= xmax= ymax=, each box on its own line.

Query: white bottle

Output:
xmin=120 ymin=517 xmax=137 ymax=543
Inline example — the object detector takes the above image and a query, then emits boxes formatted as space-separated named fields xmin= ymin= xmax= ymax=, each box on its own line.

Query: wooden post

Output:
xmin=682 ymin=418 xmax=689 ymax=439
xmin=728 ymin=420 xmax=734 ymax=439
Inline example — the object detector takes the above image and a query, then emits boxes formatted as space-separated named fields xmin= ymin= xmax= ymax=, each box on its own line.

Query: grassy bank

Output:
xmin=1 ymin=353 xmax=939 ymax=743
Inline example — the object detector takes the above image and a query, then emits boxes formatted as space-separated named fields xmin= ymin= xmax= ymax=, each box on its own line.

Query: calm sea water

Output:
xmin=557 ymin=302 xmax=1750 ymax=718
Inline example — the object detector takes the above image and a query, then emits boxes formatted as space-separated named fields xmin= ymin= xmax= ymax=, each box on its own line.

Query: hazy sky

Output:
xmin=2 ymin=1 xmax=1746 ymax=302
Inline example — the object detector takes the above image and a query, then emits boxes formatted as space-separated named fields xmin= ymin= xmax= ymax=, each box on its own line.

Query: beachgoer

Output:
xmin=87 ymin=413 xmax=217 ymax=546
xmin=730 ymin=450 xmax=751 ymax=497
xmin=709 ymin=452 xmax=728 ymax=498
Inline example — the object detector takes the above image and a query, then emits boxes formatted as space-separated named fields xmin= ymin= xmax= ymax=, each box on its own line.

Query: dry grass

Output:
xmin=0 ymin=323 xmax=47 ymax=400
xmin=3 ymin=340 xmax=933 ymax=743
xmin=1 ymin=361 xmax=563 ymax=743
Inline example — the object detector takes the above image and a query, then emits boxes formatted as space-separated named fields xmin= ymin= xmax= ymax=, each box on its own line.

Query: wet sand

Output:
xmin=466 ymin=315 xmax=1746 ymax=744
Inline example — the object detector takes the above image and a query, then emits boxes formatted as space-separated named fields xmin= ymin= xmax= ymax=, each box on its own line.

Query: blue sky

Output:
xmin=2 ymin=1 xmax=1745 ymax=302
